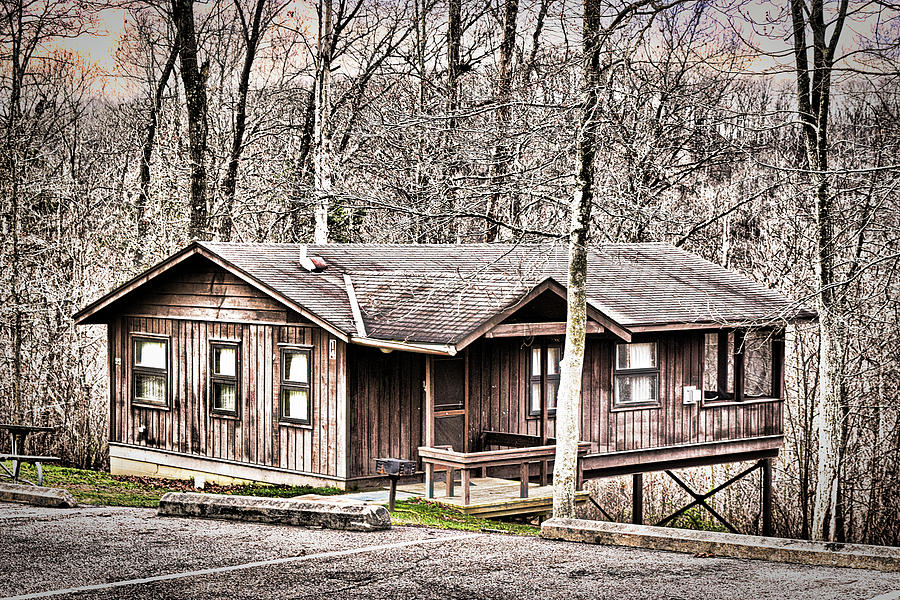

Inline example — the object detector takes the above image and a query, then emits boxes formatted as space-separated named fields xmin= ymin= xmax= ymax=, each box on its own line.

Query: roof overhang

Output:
xmin=350 ymin=336 xmax=457 ymax=356
xmin=454 ymin=277 xmax=632 ymax=351
xmin=73 ymin=242 xmax=350 ymax=342
xmin=627 ymin=313 xmax=818 ymax=333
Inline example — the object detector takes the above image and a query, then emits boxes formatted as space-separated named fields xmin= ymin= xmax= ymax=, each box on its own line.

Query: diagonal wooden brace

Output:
xmin=654 ymin=462 xmax=762 ymax=534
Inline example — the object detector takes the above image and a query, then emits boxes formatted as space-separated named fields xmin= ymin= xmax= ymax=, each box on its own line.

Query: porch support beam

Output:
xmin=485 ymin=321 xmax=604 ymax=338
xmin=632 ymin=473 xmax=643 ymax=525
xmin=762 ymin=458 xmax=774 ymax=536
xmin=424 ymin=356 xmax=434 ymax=448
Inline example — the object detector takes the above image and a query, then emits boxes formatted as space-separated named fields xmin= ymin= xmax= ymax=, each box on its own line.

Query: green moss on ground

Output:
xmin=1 ymin=463 xmax=538 ymax=535
xmin=388 ymin=497 xmax=540 ymax=536
xmin=1 ymin=462 xmax=341 ymax=508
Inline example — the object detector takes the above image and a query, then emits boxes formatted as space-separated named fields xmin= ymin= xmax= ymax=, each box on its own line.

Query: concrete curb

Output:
xmin=541 ymin=517 xmax=900 ymax=573
xmin=158 ymin=492 xmax=391 ymax=531
xmin=0 ymin=482 xmax=78 ymax=508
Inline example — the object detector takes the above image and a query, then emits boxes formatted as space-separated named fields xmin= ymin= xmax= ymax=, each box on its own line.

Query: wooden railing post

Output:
xmin=461 ymin=468 xmax=471 ymax=505
xmin=425 ymin=462 xmax=434 ymax=499
xmin=520 ymin=462 xmax=529 ymax=498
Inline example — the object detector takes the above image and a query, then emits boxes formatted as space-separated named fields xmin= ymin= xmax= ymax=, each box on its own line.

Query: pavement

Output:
xmin=2 ymin=502 xmax=899 ymax=600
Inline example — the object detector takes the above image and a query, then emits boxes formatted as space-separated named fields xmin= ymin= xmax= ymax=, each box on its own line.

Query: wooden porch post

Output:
xmin=424 ymin=356 xmax=434 ymax=447
xmin=540 ymin=347 xmax=548 ymax=486
xmin=762 ymin=458 xmax=773 ymax=536
xmin=632 ymin=473 xmax=643 ymax=525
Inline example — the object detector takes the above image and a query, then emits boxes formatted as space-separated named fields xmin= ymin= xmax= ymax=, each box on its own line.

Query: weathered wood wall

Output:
xmin=115 ymin=256 xmax=304 ymax=324
xmin=347 ymin=346 xmax=424 ymax=478
xmin=108 ymin=316 xmax=347 ymax=478
xmin=465 ymin=333 xmax=784 ymax=455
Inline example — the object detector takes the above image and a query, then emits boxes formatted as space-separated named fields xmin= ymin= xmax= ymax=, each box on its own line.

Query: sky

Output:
xmin=45 ymin=0 xmax=898 ymax=101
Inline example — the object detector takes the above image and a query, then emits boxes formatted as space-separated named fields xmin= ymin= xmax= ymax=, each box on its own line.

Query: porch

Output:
xmin=397 ymin=475 xmax=591 ymax=519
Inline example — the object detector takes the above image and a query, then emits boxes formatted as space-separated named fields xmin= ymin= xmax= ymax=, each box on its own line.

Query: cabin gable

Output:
xmin=87 ymin=255 xmax=310 ymax=325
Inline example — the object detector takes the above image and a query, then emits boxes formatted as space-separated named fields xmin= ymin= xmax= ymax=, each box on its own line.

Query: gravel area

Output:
xmin=1 ymin=502 xmax=898 ymax=600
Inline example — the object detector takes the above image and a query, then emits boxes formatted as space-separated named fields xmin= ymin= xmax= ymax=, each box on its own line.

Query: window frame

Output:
xmin=279 ymin=345 xmax=313 ymax=427
xmin=701 ymin=328 xmax=784 ymax=406
xmin=528 ymin=343 xmax=562 ymax=418
xmin=209 ymin=341 xmax=240 ymax=418
xmin=612 ymin=341 xmax=660 ymax=410
xmin=131 ymin=334 xmax=170 ymax=409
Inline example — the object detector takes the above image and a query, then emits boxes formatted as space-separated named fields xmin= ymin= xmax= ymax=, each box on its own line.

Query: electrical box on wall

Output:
xmin=682 ymin=385 xmax=702 ymax=405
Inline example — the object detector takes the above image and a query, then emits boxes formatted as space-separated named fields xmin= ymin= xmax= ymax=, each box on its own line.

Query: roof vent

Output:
xmin=298 ymin=246 xmax=327 ymax=272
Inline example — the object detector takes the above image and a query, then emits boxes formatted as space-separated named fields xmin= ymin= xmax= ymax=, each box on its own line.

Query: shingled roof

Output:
xmin=76 ymin=241 xmax=815 ymax=351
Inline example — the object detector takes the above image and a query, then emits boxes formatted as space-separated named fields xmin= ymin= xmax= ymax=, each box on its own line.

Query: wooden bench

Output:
xmin=0 ymin=454 xmax=60 ymax=486
xmin=418 ymin=442 xmax=591 ymax=506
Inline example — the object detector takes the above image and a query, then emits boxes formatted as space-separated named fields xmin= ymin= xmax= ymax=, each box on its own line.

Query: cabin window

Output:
xmin=703 ymin=330 xmax=777 ymax=402
xmin=281 ymin=348 xmax=312 ymax=425
xmin=210 ymin=343 xmax=239 ymax=416
xmin=613 ymin=342 xmax=659 ymax=407
xmin=132 ymin=336 xmax=168 ymax=407
xmin=529 ymin=344 xmax=562 ymax=416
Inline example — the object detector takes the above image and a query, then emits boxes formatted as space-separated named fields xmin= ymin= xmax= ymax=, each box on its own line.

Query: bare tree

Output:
xmin=553 ymin=0 xmax=604 ymax=518
xmin=218 ymin=0 xmax=283 ymax=241
xmin=171 ymin=0 xmax=210 ymax=240
xmin=485 ymin=0 xmax=518 ymax=242
xmin=787 ymin=0 xmax=847 ymax=542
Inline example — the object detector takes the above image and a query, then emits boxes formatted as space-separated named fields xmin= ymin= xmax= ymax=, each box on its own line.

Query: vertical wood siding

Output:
xmin=347 ymin=346 xmax=424 ymax=478
xmin=466 ymin=332 xmax=784 ymax=455
xmin=108 ymin=317 xmax=345 ymax=478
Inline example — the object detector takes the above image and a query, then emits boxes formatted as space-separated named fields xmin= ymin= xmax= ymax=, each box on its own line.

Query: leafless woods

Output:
xmin=0 ymin=0 xmax=898 ymax=544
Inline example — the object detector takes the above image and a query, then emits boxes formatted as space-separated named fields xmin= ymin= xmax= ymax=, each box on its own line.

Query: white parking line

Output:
xmin=3 ymin=533 xmax=483 ymax=600
xmin=869 ymin=592 xmax=900 ymax=600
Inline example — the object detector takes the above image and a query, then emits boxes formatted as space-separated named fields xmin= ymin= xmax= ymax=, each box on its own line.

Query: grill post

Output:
xmin=374 ymin=458 xmax=417 ymax=512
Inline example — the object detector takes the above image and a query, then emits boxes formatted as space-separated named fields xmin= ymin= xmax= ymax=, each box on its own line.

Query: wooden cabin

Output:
xmin=75 ymin=242 xmax=814 ymax=492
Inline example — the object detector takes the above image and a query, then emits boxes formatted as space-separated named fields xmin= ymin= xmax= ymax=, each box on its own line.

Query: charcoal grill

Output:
xmin=375 ymin=458 xmax=416 ymax=510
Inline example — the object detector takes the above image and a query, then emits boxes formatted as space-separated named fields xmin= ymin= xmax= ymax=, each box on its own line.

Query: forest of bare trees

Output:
xmin=1 ymin=0 xmax=898 ymax=545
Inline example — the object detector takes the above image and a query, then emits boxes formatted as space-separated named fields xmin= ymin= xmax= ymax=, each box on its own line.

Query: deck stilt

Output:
xmin=632 ymin=473 xmax=643 ymax=524
xmin=762 ymin=458 xmax=773 ymax=536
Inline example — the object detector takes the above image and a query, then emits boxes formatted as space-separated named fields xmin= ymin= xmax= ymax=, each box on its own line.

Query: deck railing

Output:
xmin=417 ymin=441 xmax=591 ymax=505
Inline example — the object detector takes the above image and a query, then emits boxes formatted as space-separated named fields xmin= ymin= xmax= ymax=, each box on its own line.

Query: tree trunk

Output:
xmin=136 ymin=38 xmax=179 ymax=262
xmin=552 ymin=0 xmax=602 ymax=519
xmin=486 ymin=0 xmax=518 ymax=242
xmin=788 ymin=0 xmax=848 ymax=542
xmin=171 ymin=0 xmax=209 ymax=241
xmin=219 ymin=0 xmax=267 ymax=242
xmin=447 ymin=0 xmax=462 ymax=119
xmin=313 ymin=0 xmax=334 ymax=244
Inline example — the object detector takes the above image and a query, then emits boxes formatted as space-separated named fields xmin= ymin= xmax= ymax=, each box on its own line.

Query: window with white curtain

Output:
xmin=613 ymin=342 xmax=659 ymax=407
xmin=529 ymin=344 xmax=562 ymax=416
xmin=281 ymin=347 xmax=312 ymax=425
xmin=133 ymin=336 xmax=168 ymax=407
xmin=211 ymin=342 xmax=239 ymax=416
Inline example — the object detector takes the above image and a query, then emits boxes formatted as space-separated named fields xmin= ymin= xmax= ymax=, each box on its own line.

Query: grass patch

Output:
xmin=389 ymin=497 xmax=540 ymax=536
xmin=3 ymin=463 xmax=539 ymax=536
xmin=668 ymin=506 xmax=730 ymax=533
xmin=2 ymin=462 xmax=341 ymax=508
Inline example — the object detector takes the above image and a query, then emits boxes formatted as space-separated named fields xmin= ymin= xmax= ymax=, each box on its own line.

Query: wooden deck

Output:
xmin=397 ymin=476 xmax=590 ymax=518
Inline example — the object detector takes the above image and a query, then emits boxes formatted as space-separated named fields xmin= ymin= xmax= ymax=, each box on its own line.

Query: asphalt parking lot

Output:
xmin=1 ymin=503 xmax=898 ymax=600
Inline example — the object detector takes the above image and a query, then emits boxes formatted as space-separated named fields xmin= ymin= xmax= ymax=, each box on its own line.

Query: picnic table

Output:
xmin=0 ymin=423 xmax=59 ymax=486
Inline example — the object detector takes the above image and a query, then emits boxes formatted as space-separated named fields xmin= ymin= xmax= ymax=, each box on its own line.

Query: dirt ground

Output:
xmin=1 ymin=502 xmax=898 ymax=600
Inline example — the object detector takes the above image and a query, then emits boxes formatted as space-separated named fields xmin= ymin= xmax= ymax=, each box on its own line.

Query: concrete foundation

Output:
xmin=110 ymin=443 xmax=347 ymax=489
xmin=541 ymin=517 xmax=900 ymax=572
xmin=0 ymin=482 xmax=78 ymax=508
xmin=158 ymin=492 xmax=391 ymax=531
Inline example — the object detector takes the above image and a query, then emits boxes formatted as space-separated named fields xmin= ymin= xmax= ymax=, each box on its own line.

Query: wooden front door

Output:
xmin=432 ymin=356 xmax=467 ymax=451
